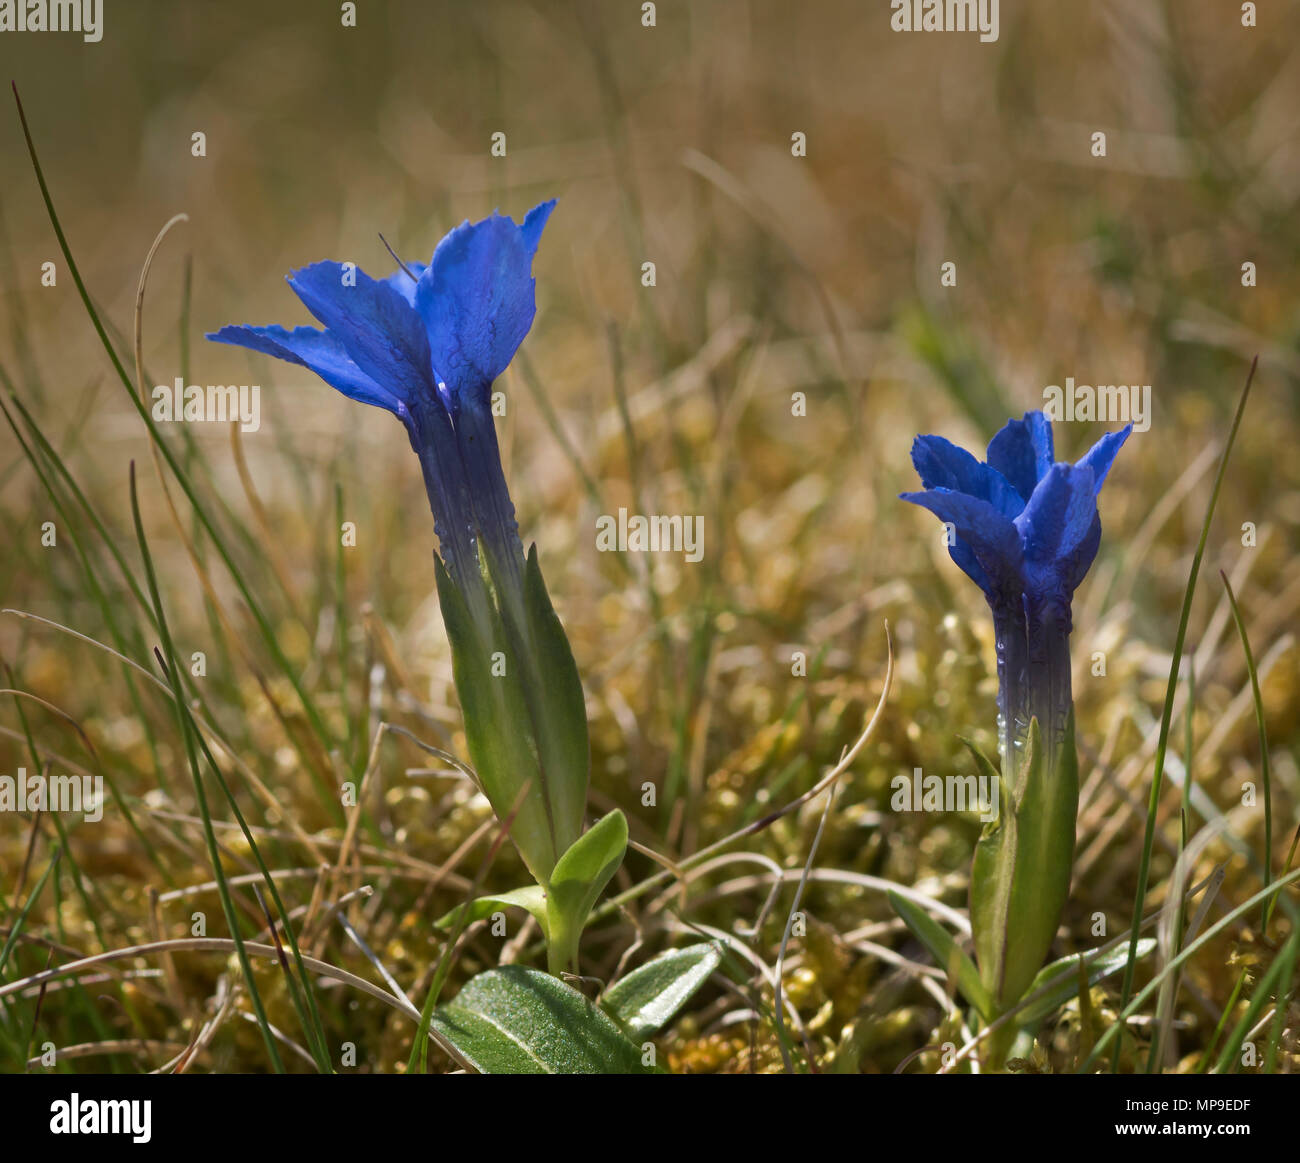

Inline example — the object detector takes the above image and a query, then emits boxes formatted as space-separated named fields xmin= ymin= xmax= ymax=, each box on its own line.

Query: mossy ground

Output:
xmin=0 ymin=1 xmax=1296 ymax=1073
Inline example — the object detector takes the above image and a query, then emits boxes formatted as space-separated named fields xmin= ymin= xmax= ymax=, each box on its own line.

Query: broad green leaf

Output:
xmin=1018 ymin=938 xmax=1157 ymax=1027
xmin=887 ymin=891 xmax=992 ymax=1020
xmin=601 ymin=943 xmax=723 ymax=1039
xmin=545 ymin=809 xmax=629 ymax=974
xmin=435 ymin=885 xmax=548 ymax=933
xmin=431 ymin=966 xmax=653 ymax=1074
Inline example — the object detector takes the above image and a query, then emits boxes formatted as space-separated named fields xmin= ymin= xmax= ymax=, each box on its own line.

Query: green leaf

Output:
xmin=472 ymin=541 xmax=590 ymax=877
xmin=430 ymin=966 xmax=653 ymax=1074
xmin=1220 ymin=572 xmax=1274 ymax=931
xmin=435 ymin=554 xmax=561 ymax=882
xmin=963 ymin=735 xmax=1011 ymax=1010
xmin=887 ymin=890 xmax=993 ymax=1020
xmin=968 ymin=715 xmax=1078 ymax=1011
xmin=435 ymin=885 xmax=548 ymax=933
xmin=1018 ymin=938 xmax=1157 ymax=1027
xmin=601 ymin=943 xmax=723 ymax=1039
xmin=551 ymin=808 xmax=629 ymax=894
xmin=1113 ymin=358 xmax=1257 ymax=1072
xmin=521 ymin=545 xmax=590 ymax=833
xmin=546 ymin=808 xmax=629 ymax=975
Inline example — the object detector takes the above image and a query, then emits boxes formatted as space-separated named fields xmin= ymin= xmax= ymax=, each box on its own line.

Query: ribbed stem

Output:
xmin=989 ymin=592 xmax=1073 ymax=791
xmin=454 ymin=395 xmax=526 ymax=599
xmin=990 ymin=593 xmax=1030 ymax=793
xmin=1024 ymin=594 xmax=1074 ymax=781
xmin=409 ymin=398 xmax=492 ymax=629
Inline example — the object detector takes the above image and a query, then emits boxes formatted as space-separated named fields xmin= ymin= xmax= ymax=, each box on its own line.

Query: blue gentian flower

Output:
xmin=207 ymin=201 xmax=592 ymax=890
xmin=208 ymin=200 xmax=555 ymax=612
xmin=901 ymin=411 xmax=1130 ymax=781
xmin=897 ymin=409 xmax=1131 ymax=1025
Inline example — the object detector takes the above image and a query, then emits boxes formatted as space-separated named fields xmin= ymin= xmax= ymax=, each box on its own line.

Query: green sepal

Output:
xmin=521 ymin=544 xmax=590 ymax=852
xmin=965 ymin=736 xmax=1014 ymax=1009
xmin=435 ymin=885 xmax=549 ymax=934
xmin=478 ymin=542 xmax=590 ymax=867
xmin=544 ymin=808 xmax=628 ymax=976
xmin=887 ymin=890 xmax=993 ymax=1020
xmin=968 ymin=713 xmax=1079 ymax=1012
xmin=434 ymin=553 xmax=560 ymax=883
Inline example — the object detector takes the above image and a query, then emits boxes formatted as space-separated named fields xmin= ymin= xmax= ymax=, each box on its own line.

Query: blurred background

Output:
xmin=0 ymin=0 xmax=1298 ymax=1072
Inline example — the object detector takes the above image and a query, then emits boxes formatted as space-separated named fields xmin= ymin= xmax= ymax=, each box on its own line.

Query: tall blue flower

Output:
xmin=898 ymin=410 xmax=1130 ymax=1022
xmin=209 ymin=201 xmax=554 ymax=612
xmin=207 ymin=202 xmax=599 ymax=908
xmin=901 ymin=411 xmax=1130 ymax=784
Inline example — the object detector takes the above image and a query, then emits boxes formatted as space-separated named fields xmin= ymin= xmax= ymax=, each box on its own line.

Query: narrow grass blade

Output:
xmin=128 ymin=463 xmax=285 ymax=1073
xmin=888 ymin=889 xmax=992 ymax=1020
xmin=1112 ymin=356 xmax=1257 ymax=1071
xmin=1211 ymin=925 xmax=1298 ymax=1074
xmin=11 ymin=84 xmax=339 ymax=816
xmin=1219 ymin=571 xmax=1273 ymax=931
xmin=1082 ymin=863 xmax=1300 ymax=1072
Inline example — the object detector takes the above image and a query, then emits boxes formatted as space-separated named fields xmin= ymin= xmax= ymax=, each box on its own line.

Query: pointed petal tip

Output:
xmin=1075 ymin=421 xmax=1133 ymax=495
xmin=285 ymin=259 xmax=343 ymax=289
xmin=416 ymin=203 xmax=553 ymax=395
xmin=987 ymin=411 xmax=1055 ymax=499
xmin=520 ymin=199 xmax=557 ymax=252
xmin=205 ymin=322 xmax=269 ymax=346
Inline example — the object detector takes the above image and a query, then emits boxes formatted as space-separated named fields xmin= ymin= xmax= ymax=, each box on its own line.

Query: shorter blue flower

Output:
xmin=902 ymin=412 xmax=1129 ymax=612
xmin=901 ymin=411 xmax=1130 ymax=779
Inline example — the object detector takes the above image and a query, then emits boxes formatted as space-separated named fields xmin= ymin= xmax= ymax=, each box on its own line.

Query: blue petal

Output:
xmin=911 ymin=434 xmax=1024 ymax=519
xmin=414 ymin=200 xmax=556 ymax=408
xmin=1062 ymin=512 xmax=1102 ymax=596
xmin=384 ymin=261 xmax=427 ymax=308
xmin=1075 ymin=424 xmax=1132 ymax=496
xmin=519 ymin=199 xmax=557 ymax=256
xmin=287 ymin=261 xmax=436 ymax=406
xmin=986 ymin=412 xmax=1055 ymax=502
xmin=1015 ymin=463 xmax=1100 ymax=600
xmin=901 ymin=487 xmax=1023 ymax=597
xmin=206 ymin=323 xmax=404 ymax=416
